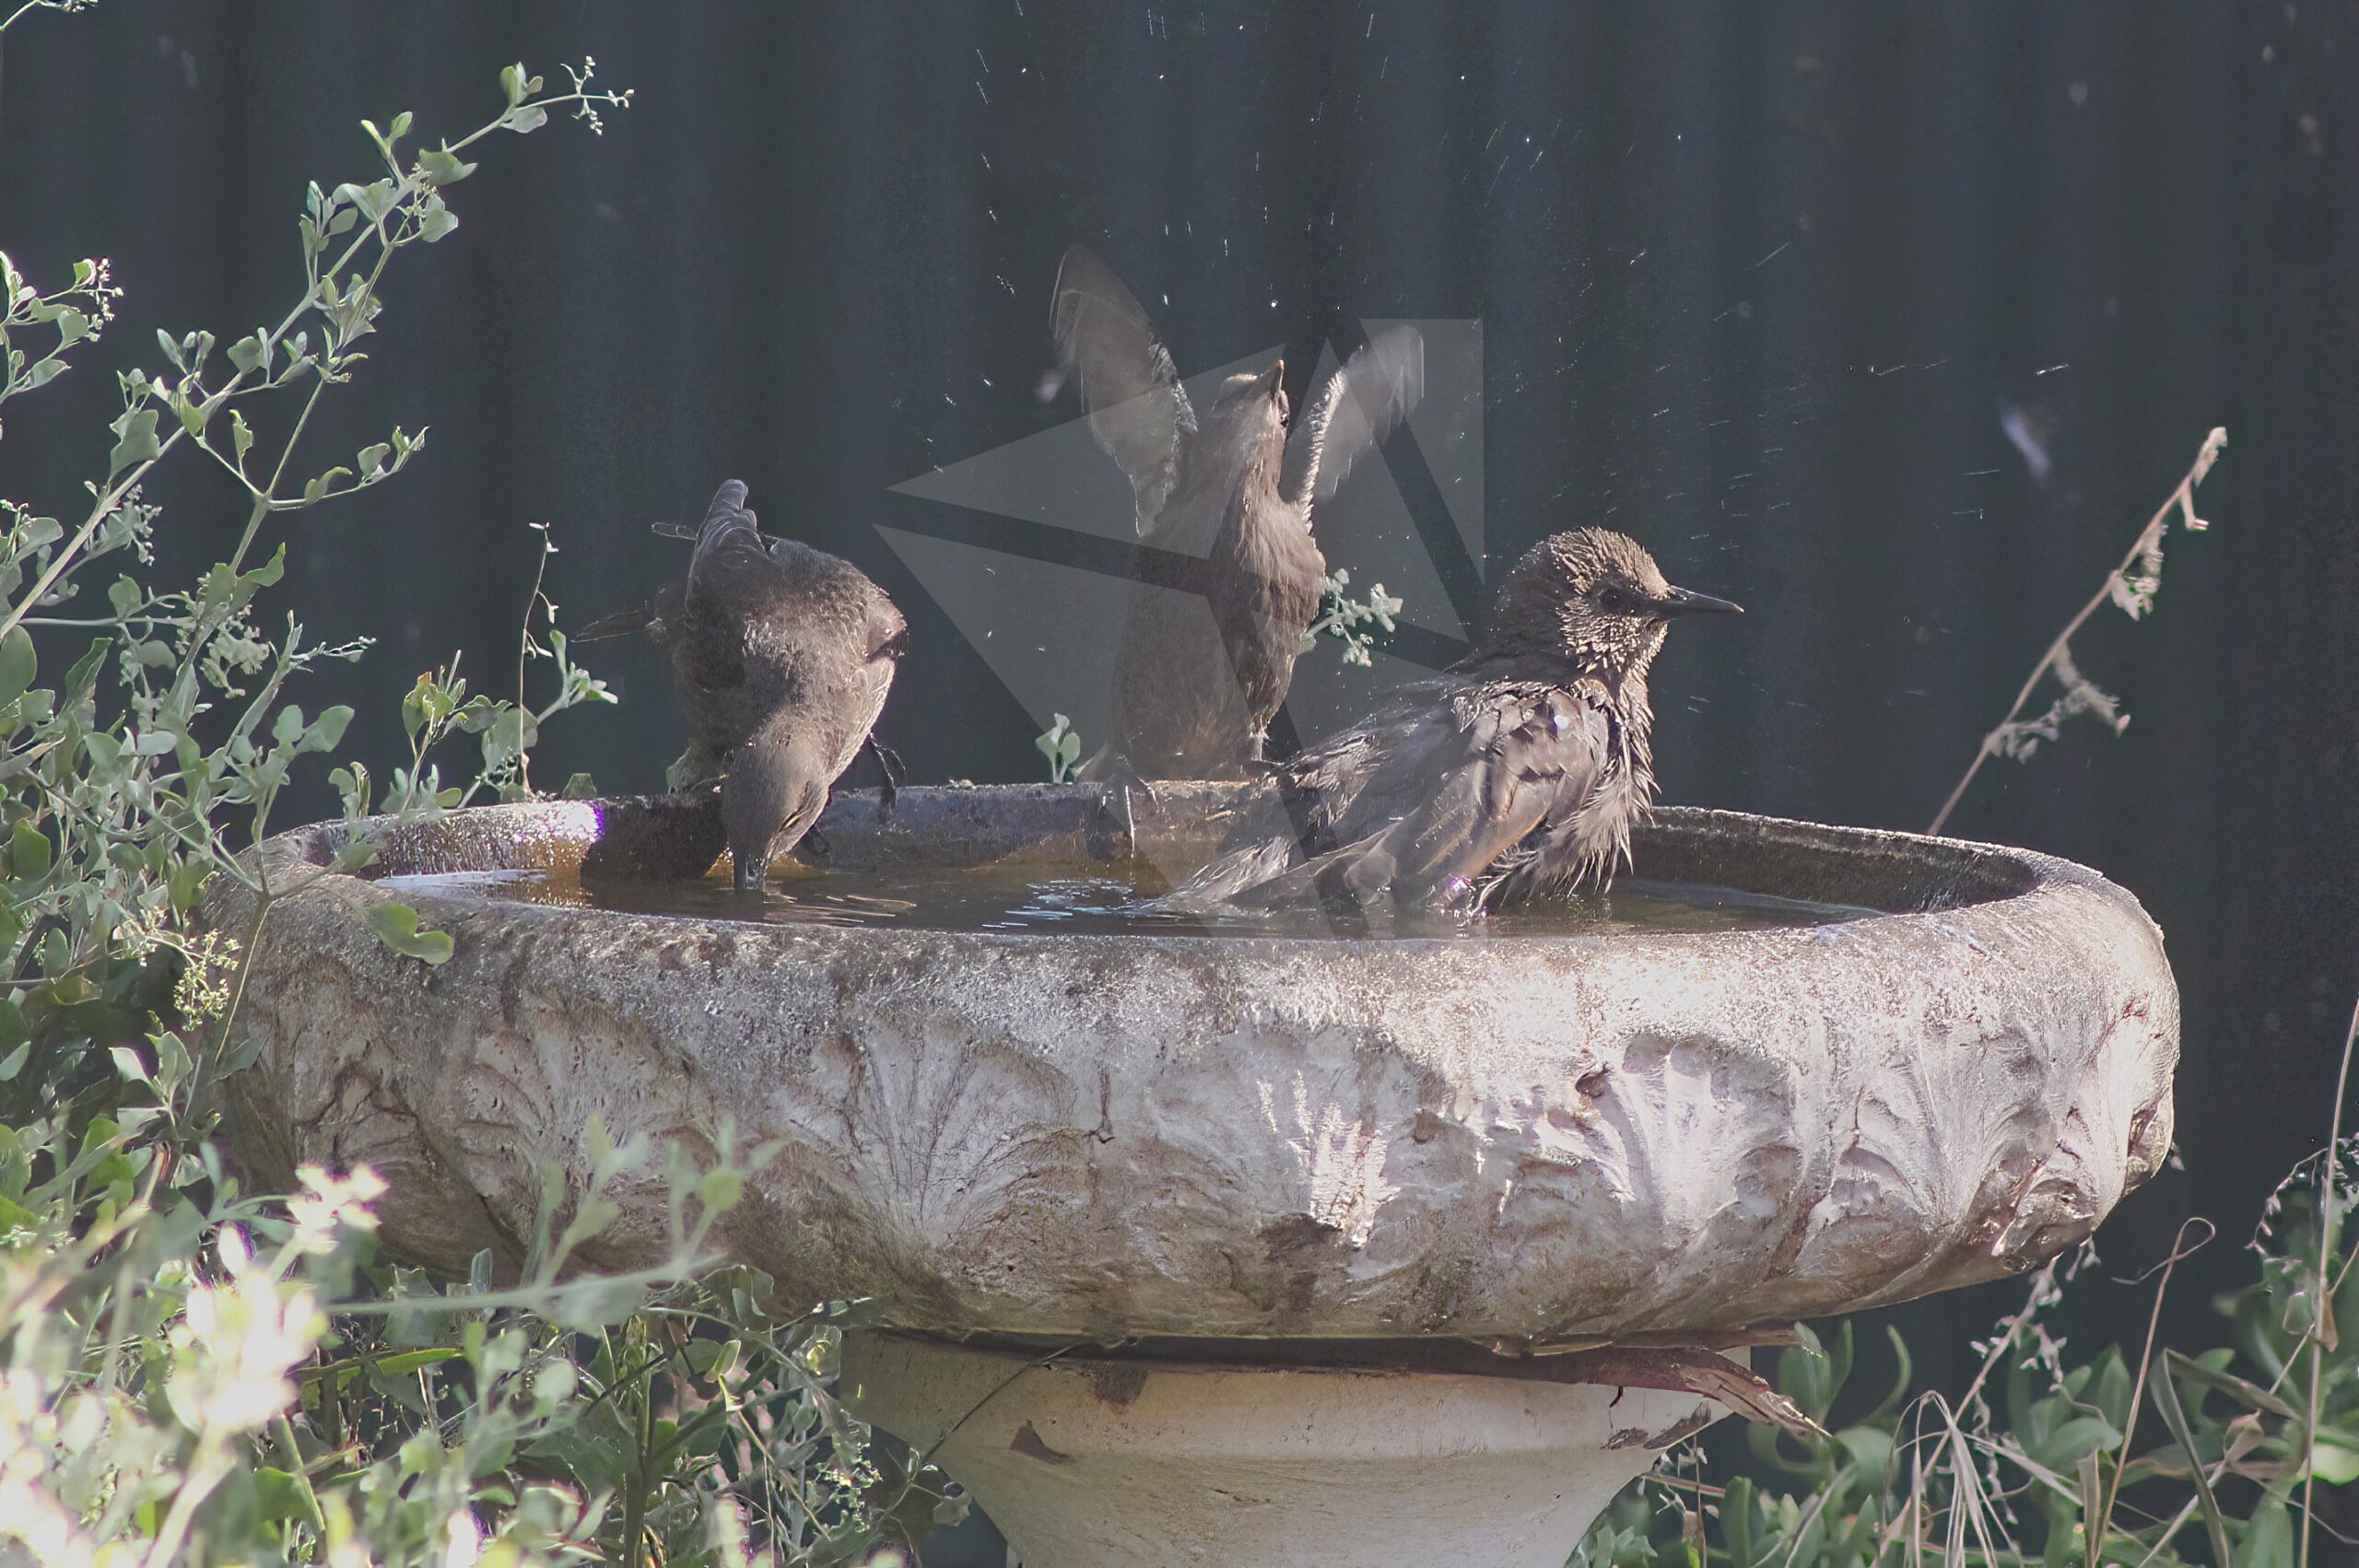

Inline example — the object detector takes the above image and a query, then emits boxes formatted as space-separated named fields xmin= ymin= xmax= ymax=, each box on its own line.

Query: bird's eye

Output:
xmin=1595 ymin=585 xmax=1631 ymax=612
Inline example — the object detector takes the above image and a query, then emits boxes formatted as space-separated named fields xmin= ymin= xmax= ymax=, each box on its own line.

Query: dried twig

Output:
xmin=1930 ymin=427 xmax=2226 ymax=835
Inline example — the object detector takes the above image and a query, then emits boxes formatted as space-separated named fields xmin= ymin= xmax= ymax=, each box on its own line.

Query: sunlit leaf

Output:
xmin=417 ymin=146 xmax=475 ymax=185
xmin=0 ymin=627 xmax=34 ymax=708
xmin=9 ymin=819 xmax=52 ymax=881
xmin=253 ymin=1468 xmax=323 ymax=1530
xmin=366 ymin=902 xmax=454 ymax=965
xmin=107 ymin=406 xmax=159 ymax=476
xmin=2309 ymin=1433 xmax=2359 ymax=1485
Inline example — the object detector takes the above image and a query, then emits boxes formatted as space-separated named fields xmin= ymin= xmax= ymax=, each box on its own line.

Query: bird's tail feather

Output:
xmin=1147 ymin=836 xmax=1300 ymax=912
xmin=1232 ymin=833 xmax=1404 ymax=911
xmin=690 ymin=479 xmax=761 ymax=567
xmin=571 ymin=604 xmax=657 ymax=642
xmin=1156 ymin=819 xmax=1452 ymax=915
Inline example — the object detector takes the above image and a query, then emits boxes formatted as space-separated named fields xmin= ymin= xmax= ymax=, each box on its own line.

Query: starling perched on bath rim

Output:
xmin=1050 ymin=244 xmax=1426 ymax=782
xmin=1167 ymin=529 xmax=1740 ymax=912
xmin=577 ymin=481 xmax=907 ymax=890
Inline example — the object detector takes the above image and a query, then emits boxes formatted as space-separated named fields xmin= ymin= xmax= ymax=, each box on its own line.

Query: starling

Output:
xmin=576 ymin=480 xmax=907 ymax=890
xmin=619 ymin=510 xmax=907 ymax=799
xmin=1165 ymin=529 xmax=1740 ymax=913
xmin=1050 ymin=245 xmax=1425 ymax=782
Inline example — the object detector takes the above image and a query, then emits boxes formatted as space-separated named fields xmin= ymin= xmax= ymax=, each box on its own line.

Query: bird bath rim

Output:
xmin=217 ymin=784 xmax=2174 ymax=1343
xmin=279 ymin=782 xmax=2043 ymax=942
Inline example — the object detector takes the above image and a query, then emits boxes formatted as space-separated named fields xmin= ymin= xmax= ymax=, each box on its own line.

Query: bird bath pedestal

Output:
xmin=215 ymin=786 xmax=2177 ymax=1568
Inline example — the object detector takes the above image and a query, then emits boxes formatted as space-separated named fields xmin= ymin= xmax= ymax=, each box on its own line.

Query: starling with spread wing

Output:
xmin=1050 ymin=245 xmax=1425 ymax=784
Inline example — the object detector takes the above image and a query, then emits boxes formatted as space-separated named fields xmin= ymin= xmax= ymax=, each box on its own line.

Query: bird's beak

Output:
xmin=1654 ymin=584 xmax=1744 ymax=617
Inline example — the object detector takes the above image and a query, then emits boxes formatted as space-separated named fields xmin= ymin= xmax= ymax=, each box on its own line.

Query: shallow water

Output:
xmin=376 ymin=861 xmax=1874 ymax=940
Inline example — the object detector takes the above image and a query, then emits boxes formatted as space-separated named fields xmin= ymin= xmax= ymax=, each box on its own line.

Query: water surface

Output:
xmin=377 ymin=862 xmax=1873 ymax=940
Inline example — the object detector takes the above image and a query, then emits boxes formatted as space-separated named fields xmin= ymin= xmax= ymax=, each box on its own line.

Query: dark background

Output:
xmin=3 ymin=2 xmax=2354 ymax=1558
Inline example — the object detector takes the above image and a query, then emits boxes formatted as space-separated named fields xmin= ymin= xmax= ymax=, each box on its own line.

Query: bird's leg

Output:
xmin=802 ymin=825 xmax=830 ymax=862
xmin=864 ymin=735 xmax=905 ymax=819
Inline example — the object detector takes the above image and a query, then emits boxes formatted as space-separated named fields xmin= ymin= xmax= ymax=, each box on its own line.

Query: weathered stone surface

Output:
xmin=841 ymin=1330 xmax=1715 ymax=1568
xmin=213 ymin=787 xmax=2176 ymax=1341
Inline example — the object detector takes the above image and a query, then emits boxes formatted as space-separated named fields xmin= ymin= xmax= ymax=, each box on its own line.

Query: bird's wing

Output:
xmin=673 ymin=482 xmax=779 ymax=696
xmin=1484 ymin=687 xmax=1647 ymax=901
xmin=1386 ymin=685 xmax=1604 ymax=900
xmin=865 ymin=589 xmax=910 ymax=664
xmin=1315 ymin=683 xmax=1584 ymax=906
xmin=1251 ymin=680 xmax=1455 ymax=849
xmin=1215 ymin=682 xmax=1606 ymax=910
xmin=827 ymin=588 xmax=906 ymax=780
xmin=1280 ymin=325 xmax=1426 ymax=506
xmin=1165 ymin=685 xmax=1439 ymax=909
xmin=1050 ymin=246 xmax=1194 ymax=529
xmin=1151 ymin=832 xmax=1302 ymax=913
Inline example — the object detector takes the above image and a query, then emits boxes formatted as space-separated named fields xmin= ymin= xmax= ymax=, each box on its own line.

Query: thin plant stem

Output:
xmin=2127 ymin=996 xmax=2359 ymax=1568
xmin=622 ymin=1320 xmax=655 ymax=1568
xmin=0 ymin=0 xmax=61 ymax=34
xmin=137 ymin=1445 xmax=233 ymax=1568
xmin=2096 ymin=1217 xmax=2212 ymax=1550
xmin=1874 ymin=1268 xmax=2060 ymax=1564
xmin=1960 ymin=1261 xmax=2059 ymax=1416
xmin=2300 ymin=994 xmax=2359 ymax=1568
xmin=330 ymin=1259 xmax=715 ymax=1318
xmin=516 ymin=526 xmax=552 ymax=798
xmin=1929 ymin=427 xmax=2226 ymax=836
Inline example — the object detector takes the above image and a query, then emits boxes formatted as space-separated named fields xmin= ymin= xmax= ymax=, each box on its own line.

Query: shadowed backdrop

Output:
xmin=3 ymin=0 xmax=2354 ymax=1523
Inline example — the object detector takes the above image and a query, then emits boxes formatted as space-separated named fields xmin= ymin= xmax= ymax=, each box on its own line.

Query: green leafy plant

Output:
xmin=365 ymin=523 xmax=610 ymax=825
xmin=1301 ymin=567 xmax=1403 ymax=669
xmin=0 ymin=10 xmax=946 ymax=1564
xmin=1035 ymin=712 xmax=1082 ymax=783
xmin=1569 ymin=1026 xmax=2359 ymax=1568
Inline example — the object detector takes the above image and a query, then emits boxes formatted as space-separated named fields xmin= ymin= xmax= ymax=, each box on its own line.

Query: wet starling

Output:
xmin=1050 ymin=245 xmax=1425 ymax=782
xmin=576 ymin=480 xmax=907 ymax=890
xmin=615 ymin=510 xmax=907 ymax=799
xmin=1166 ymin=529 xmax=1740 ymax=912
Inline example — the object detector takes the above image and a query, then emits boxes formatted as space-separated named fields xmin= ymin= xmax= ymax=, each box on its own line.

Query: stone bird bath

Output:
xmin=217 ymin=786 xmax=2177 ymax=1568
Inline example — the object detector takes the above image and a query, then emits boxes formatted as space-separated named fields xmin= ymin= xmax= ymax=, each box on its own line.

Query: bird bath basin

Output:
xmin=217 ymin=785 xmax=2177 ymax=1568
